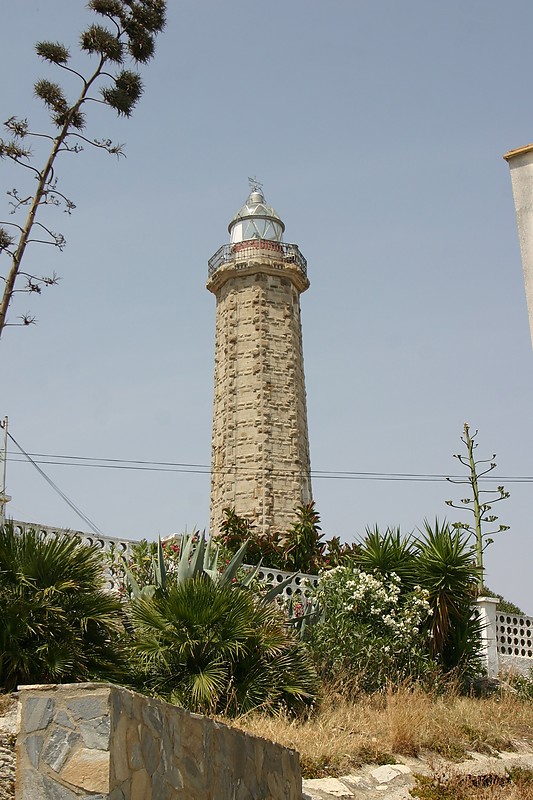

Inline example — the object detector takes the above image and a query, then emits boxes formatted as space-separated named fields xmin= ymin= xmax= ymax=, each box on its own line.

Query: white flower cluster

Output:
xmin=315 ymin=566 xmax=430 ymax=651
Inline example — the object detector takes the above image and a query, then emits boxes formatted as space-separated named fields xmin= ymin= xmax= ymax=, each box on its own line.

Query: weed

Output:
xmin=411 ymin=768 xmax=533 ymax=800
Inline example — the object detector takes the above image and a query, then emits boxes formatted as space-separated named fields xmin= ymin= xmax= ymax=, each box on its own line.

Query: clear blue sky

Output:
xmin=2 ymin=1 xmax=533 ymax=612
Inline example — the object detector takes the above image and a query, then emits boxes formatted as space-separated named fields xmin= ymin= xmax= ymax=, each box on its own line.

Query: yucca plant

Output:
xmin=355 ymin=525 xmax=418 ymax=590
xmin=0 ymin=522 xmax=127 ymax=691
xmin=414 ymin=519 xmax=481 ymax=681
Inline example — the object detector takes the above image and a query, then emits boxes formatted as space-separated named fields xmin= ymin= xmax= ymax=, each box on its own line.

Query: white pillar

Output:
xmin=504 ymin=144 xmax=533 ymax=348
xmin=475 ymin=596 xmax=500 ymax=678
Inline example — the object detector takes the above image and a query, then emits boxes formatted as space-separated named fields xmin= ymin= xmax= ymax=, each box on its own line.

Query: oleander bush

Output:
xmin=306 ymin=520 xmax=482 ymax=693
xmin=307 ymin=564 xmax=436 ymax=693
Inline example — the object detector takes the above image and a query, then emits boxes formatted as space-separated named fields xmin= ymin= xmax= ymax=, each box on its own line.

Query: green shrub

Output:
xmin=129 ymin=576 xmax=317 ymax=715
xmin=0 ymin=522 xmax=126 ymax=691
xmin=219 ymin=504 xmax=359 ymax=574
xmin=415 ymin=521 xmax=482 ymax=683
xmin=308 ymin=565 xmax=435 ymax=693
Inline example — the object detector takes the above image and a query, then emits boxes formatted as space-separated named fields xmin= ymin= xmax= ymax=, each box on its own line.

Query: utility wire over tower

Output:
xmin=207 ymin=183 xmax=312 ymax=537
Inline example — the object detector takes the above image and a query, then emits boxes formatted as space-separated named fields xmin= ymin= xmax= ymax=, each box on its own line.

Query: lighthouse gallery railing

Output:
xmin=208 ymin=241 xmax=307 ymax=278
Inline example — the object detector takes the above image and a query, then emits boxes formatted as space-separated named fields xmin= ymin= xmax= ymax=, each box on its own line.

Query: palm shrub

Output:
xmin=130 ymin=577 xmax=317 ymax=714
xmin=126 ymin=531 xmax=318 ymax=715
xmin=0 ymin=522 xmax=126 ymax=691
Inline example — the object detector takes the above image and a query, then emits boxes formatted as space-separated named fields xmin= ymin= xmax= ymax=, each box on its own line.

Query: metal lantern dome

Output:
xmin=228 ymin=188 xmax=285 ymax=244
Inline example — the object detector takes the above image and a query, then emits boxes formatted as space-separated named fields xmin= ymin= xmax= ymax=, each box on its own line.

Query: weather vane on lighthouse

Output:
xmin=247 ymin=176 xmax=263 ymax=193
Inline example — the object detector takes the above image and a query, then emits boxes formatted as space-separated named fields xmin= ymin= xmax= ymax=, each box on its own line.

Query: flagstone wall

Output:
xmin=16 ymin=682 xmax=301 ymax=800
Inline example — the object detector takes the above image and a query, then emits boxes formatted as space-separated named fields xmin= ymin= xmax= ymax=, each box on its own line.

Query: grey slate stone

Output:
xmin=66 ymin=695 xmax=107 ymax=720
xmin=23 ymin=696 xmax=54 ymax=733
xmin=54 ymin=711 xmax=75 ymax=730
xmin=24 ymin=771 xmax=79 ymax=800
xmin=140 ymin=724 xmax=162 ymax=775
xmin=24 ymin=733 xmax=44 ymax=769
xmin=79 ymin=715 xmax=110 ymax=750
xmin=42 ymin=727 xmax=78 ymax=773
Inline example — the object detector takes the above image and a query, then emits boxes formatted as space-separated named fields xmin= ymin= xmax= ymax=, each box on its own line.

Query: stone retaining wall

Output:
xmin=16 ymin=683 xmax=301 ymax=800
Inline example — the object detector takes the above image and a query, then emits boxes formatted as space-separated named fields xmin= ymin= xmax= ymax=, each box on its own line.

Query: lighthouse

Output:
xmin=207 ymin=184 xmax=312 ymax=537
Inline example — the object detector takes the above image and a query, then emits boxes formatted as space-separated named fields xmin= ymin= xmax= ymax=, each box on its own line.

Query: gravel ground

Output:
xmin=0 ymin=701 xmax=17 ymax=800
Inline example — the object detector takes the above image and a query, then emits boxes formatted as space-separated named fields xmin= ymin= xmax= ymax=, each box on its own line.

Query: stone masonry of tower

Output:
xmin=207 ymin=189 xmax=312 ymax=537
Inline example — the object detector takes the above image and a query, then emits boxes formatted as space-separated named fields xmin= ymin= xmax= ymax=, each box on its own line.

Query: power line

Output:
xmin=6 ymin=433 xmax=104 ymax=535
xmin=5 ymin=451 xmax=532 ymax=483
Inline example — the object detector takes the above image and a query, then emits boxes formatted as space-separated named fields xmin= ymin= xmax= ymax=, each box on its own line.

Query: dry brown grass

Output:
xmin=0 ymin=695 xmax=16 ymax=718
xmin=220 ymin=687 xmax=533 ymax=779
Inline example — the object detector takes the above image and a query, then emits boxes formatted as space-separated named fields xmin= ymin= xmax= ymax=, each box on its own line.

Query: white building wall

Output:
xmin=504 ymin=143 xmax=533 ymax=348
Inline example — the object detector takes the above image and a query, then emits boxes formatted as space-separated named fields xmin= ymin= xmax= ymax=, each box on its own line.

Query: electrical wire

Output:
xmin=6 ymin=433 xmax=104 ymax=535
xmin=5 ymin=451 xmax=532 ymax=482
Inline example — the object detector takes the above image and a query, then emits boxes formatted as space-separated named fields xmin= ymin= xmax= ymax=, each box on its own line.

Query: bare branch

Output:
xmin=0 ymin=1 xmax=167 ymax=337
xmin=55 ymin=62 xmax=88 ymax=85
xmin=0 ymin=221 xmax=24 ymax=233
xmin=8 ymin=313 xmax=38 ymax=327
xmin=64 ymin=132 xmax=125 ymax=156
xmin=19 ymin=270 xmax=60 ymax=285
xmin=57 ymin=142 xmax=84 ymax=154
xmin=4 ymin=157 xmax=42 ymax=179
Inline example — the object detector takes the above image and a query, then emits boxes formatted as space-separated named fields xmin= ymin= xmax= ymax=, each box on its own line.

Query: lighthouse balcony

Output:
xmin=208 ymin=240 xmax=307 ymax=279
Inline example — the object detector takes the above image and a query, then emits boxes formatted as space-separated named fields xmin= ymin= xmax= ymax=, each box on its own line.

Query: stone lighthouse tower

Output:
xmin=207 ymin=184 xmax=312 ymax=537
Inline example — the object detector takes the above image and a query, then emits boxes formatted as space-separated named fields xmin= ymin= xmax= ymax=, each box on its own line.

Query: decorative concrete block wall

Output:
xmin=16 ymin=683 xmax=302 ymax=800
xmin=475 ymin=598 xmax=533 ymax=679
xmin=496 ymin=610 xmax=533 ymax=677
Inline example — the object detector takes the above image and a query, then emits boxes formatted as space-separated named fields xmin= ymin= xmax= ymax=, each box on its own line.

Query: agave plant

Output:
xmin=0 ymin=522 xmax=126 ymax=691
xmin=122 ymin=529 xmax=318 ymax=714
xmin=122 ymin=530 xmax=299 ymax=602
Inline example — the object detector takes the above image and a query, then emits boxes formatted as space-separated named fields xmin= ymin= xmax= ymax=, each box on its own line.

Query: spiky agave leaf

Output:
xmin=202 ymin=534 xmax=219 ymax=580
xmin=152 ymin=536 xmax=166 ymax=589
xmin=176 ymin=531 xmax=196 ymax=583
xmin=186 ymin=531 xmax=207 ymax=580
xmin=217 ymin=539 xmax=249 ymax=586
